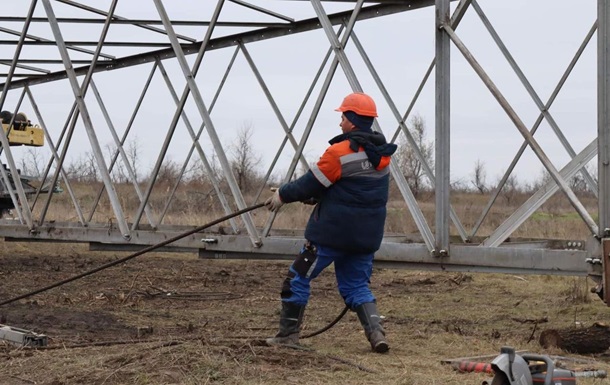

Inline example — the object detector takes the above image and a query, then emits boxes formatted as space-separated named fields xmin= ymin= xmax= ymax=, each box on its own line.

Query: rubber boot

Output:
xmin=266 ymin=302 xmax=305 ymax=346
xmin=355 ymin=302 xmax=389 ymax=353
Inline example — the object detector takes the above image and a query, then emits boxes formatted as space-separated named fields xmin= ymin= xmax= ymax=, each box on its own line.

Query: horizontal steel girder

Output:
xmin=0 ymin=222 xmax=590 ymax=276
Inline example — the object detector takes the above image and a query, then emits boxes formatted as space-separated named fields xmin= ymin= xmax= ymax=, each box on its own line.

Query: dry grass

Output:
xmin=29 ymin=179 xmax=598 ymax=243
xmin=0 ymin=241 xmax=609 ymax=385
xmin=1 ymin=185 xmax=608 ymax=384
xmin=384 ymin=190 xmax=597 ymax=241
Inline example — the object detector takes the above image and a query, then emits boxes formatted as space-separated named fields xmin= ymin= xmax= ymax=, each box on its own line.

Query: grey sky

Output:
xmin=1 ymin=0 xmax=598 ymax=187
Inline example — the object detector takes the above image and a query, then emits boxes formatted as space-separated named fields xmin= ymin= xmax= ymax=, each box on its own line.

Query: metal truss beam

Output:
xmin=0 ymin=16 xmax=290 ymax=28
xmin=0 ymin=0 xmax=605 ymax=288
xmin=0 ymin=224 xmax=589 ymax=277
xmin=1 ymin=1 xmax=437 ymax=91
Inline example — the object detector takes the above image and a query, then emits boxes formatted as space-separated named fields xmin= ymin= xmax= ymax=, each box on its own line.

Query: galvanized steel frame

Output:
xmin=0 ymin=0 xmax=606 ymax=281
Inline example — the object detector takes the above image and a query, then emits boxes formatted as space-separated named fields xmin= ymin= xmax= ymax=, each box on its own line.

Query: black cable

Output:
xmin=301 ymin=305 xmax=349 ymax=339
xmin=2 ymin=201 xmax=349 ymax=340
xmin=0 ymin=202 xmax=265 ymax=307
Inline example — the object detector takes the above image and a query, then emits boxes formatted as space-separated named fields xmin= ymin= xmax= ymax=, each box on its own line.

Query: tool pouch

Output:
xmin=292 ymin=242 xmax=318 ymax=278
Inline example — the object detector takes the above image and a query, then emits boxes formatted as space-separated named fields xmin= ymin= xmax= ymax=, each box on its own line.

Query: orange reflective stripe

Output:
xmin=315 ymin=140 xmax=391 ymax=183
xmin=376 ymin=155 xmax=391 ymax=170
xmin=315 ymin=142 xmax=348 ymax=184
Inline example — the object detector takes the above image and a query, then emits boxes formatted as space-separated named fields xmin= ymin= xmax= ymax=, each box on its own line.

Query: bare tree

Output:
xmin=528 ymin=168 xmax=553 ymax=193
xmin=495 ymin=172 xmax=520 ymax=205
xmin=105 ymin=138 xmax=141 ymax=184
xmin=394 ymin=114 xmax=433 ymax=198
xmin=65 ymin=151 xmax=99 ymax=182
xmin=83 ymin=150 xmax=99 ymax=182
xmin=104 ymin=143 xmax=126 ymax=183
xmin=450 ymin=177 xmax=469 ymax=193
xmin=155 ymin=158 xmax=181 ymax=187
xmin=527 ymin=166 xmax=594 ymax=196
xmin=126 ymin=138 xmax=141 ymax=184
xmin=569 ymin=165 xmax=596 ymax=194
xmin=19 ymin=147 xmax=44 ymax=178
xmin=471 ymin=159 xmax=487 ymax=194
xmin=569 ymin=173 xmax=588 ymax=194
xmin=230 ymin=122 xmax=261 ymax=192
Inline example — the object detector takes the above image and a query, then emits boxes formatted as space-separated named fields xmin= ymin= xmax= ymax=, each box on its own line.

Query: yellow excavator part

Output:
xmin=1 ymin=123 xmax=44 ymax=147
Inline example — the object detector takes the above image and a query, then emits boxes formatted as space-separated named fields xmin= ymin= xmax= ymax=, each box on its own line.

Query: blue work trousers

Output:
xmin=283 ymin=243 xmax=376 ymax=308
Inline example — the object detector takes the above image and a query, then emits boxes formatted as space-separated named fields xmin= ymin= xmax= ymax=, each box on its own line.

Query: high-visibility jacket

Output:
xmin=279 ymin=130 xmax=397 ymax=253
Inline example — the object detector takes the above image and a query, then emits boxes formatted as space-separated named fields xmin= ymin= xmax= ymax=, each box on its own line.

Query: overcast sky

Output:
xmin=1 ymin=0 xmax=599 ymax=187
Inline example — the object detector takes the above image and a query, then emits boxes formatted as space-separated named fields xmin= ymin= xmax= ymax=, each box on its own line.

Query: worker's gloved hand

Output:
xmin=265 ymin=189 xmax=284 ymax=212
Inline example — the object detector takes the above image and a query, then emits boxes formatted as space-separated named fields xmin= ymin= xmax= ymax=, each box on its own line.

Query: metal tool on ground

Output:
xmin=0 ymin=324 xmax=47 ymax=347
xmin=574 ymin=370 xmax=607 ymax=378
xmin=489 ymin=346 xmax=576 ymax=385
xmin=452 ymin=360 xmax=494 ymax=374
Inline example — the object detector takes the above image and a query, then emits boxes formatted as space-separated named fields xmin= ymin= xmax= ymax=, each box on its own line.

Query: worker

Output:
xmin=264 ymin=92 xmax=397 ymax=353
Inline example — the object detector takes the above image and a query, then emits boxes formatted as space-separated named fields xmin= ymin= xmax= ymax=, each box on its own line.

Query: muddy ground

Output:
xmin=0 ymin=241 xmax=609 ymax=385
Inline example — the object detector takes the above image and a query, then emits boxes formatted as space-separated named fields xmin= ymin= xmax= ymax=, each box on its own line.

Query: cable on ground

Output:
xmin=0 ymin=201 xmax=350 ymax=341
xmin=0 ymin=203 xmax=265 ymax=307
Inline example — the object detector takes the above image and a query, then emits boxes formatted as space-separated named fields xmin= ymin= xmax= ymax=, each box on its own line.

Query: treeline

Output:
xmin=15 ymin=119 xmax=595 ymax=204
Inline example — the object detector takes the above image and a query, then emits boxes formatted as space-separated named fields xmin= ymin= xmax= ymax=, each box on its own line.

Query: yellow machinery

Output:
xmin=0 ymin=111 xmax=49 ymax=216
xmin=0 ymin=111 xmax=44 ymax=147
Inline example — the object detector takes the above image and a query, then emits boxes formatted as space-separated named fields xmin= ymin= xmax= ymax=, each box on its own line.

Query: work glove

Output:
xmin=265 ymin=189 xmax=284 ymax=212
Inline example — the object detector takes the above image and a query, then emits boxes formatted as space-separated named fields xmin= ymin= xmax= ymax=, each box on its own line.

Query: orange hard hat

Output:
xmin=335 ymin=92 xmax=378 ymax=117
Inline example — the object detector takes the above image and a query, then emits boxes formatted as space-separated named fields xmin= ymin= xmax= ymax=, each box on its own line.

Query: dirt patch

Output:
xmin=1 ymin=304 xmax=134 ymax=342
xmin=0 ymin=242 xmax=609 ymax=385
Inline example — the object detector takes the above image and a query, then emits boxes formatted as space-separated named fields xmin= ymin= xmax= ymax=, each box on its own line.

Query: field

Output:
xmin=1 ymin=238 xmax=610 ymax=385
